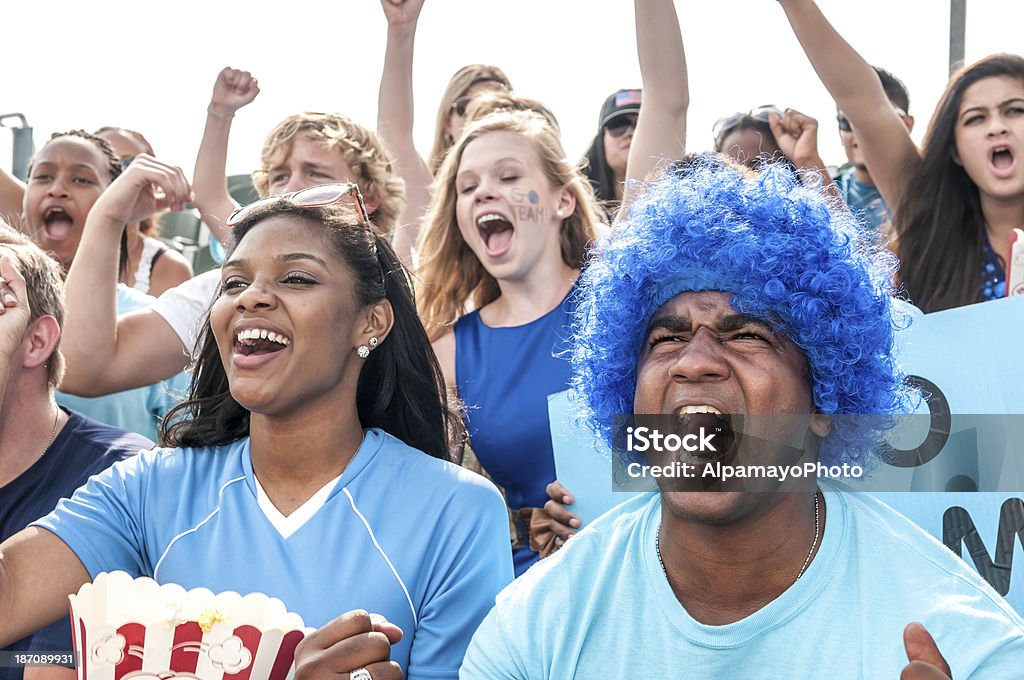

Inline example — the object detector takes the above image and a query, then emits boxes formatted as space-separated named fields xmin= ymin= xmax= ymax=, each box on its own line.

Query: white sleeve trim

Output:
xmin=153 ymin=475 xmax=246 ymax=580
xmin=342 ymin=487 xmax=418 ymax=627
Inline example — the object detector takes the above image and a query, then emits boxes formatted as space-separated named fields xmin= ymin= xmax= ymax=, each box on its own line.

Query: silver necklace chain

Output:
xmin=39 ymin=407 xmax=60 ymax=459
xmin=656 ymin=491 xmax=821 ymax=584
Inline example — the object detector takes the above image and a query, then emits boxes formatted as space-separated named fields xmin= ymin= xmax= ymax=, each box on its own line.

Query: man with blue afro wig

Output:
xmin=571 ymin=154 xmax=915 ymax=469
xmin=461 ymin=155 xmax=1024 ymax=680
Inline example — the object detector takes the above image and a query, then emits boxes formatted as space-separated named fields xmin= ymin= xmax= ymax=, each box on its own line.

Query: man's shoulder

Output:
xmin=496 ymin=493 xmax=657 ymax=610
xmin=60 ymin=409 xmax=153 ymax=461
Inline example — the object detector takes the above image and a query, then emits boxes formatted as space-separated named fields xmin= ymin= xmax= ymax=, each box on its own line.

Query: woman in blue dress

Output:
xmin=414 ymin=0 xmax=688 ymax=574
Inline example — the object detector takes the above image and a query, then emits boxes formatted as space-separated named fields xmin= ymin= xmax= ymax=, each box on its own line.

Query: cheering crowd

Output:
xmin=1 ymin=0 xmax=1023 ymax=678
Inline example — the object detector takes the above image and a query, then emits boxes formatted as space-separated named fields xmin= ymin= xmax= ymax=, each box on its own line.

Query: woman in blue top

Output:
xmin=414 ymin=0 xmax=688 ymax=574
xmin=776 ymin=0 xmax=1024 ymax=311
xmin=0 ymin=180 xmax=513 ymax=680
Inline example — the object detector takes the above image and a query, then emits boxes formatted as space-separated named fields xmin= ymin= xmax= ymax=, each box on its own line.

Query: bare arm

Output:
xmin=0 ymin=528 xmax=90 ymax=647
xmin=61 ymin=157 xmax=193 ymax=397
xmin=775 ymin=0 xmax=920 ymax=213
xmin=192 ymin=67 xmax=259 ymax=247
xmin=620 ymin=0 xmax=689 ymax=212
xmin=0 ymin=167 xmax=24 ymax=226
xmin=377 ymin=0 xmax=434 ymax=266
xmin=431 ymin=329 xmax=456 ymax=395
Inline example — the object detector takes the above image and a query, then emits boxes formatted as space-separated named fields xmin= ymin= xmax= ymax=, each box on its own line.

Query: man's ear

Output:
xmin=362 ymin=192 xmax=382 ymax=217
xmin=810 ymin=413 xmax=832 ymax=438
xmin=21 ymin=315 xmax=60 ymax=371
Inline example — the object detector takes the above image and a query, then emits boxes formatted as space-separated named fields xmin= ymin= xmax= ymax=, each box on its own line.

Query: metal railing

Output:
xmin=0 ymin=114 xmax=33 ymax=181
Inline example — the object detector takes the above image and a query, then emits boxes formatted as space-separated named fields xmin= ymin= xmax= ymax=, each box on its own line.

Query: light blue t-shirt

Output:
xmin=57 ymin=284 xmax=188 ymax=440
xmin=836 ymin=165 xmax=892 ymax=233
xmin=36 ymin=428 xmax=513 ymax=680
xmin=461 ymin=490 xmax=1024 ymax=679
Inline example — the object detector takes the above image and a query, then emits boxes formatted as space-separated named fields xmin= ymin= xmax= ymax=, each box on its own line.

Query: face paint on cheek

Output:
xmin=512 ymin=188 xmax=550 ymax=223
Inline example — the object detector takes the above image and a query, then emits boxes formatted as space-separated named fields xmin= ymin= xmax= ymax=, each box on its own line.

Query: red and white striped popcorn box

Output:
xmin=69 ymin=572 xmax=314 ymax=680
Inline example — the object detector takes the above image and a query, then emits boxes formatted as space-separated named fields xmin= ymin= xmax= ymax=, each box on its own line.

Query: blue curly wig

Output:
xmin=570 ymin=154 xmax=918 ymax=468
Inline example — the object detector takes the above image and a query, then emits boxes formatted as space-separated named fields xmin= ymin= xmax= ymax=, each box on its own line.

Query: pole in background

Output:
xmin=0 ymin=114 xmax=34 ymax=181
xmin=949 ymin=0 xmax=966 ymax=76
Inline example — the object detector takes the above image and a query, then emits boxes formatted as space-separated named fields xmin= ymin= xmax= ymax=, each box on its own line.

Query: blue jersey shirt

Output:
xmin=461 ymin=490 xmax=1024 ymax=679
xmin=35 ymin=428 xmax=513 ymax=680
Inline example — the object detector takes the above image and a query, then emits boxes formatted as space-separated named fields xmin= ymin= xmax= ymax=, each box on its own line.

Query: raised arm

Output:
xmin=767 ymin=108 xmax=844 ymax=201
xmin=61 ymin=157 xmax=194 ymax=397
xmin=376 ymin=0 xmax=434 ymax=266
xmin=775 ymin=0 xmax=920 ymax=213
xmin=621 ymin=0 xmax=689 ymax=211
xmin=192 ymin=67 xmax=260 ymax=247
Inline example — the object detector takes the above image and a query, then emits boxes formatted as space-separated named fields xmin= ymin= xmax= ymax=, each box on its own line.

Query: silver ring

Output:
xmin=350 ymin=668 xmax=372 ymax=680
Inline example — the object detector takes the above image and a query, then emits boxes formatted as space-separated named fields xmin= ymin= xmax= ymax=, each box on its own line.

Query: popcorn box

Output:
xmin=69 ymin=572 xmax=314 ymax=680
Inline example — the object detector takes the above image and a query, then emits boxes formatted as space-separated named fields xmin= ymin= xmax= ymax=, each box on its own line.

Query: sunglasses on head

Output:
xmin=605 ymin=114 xmax=638 ymax=138
xmin=713 ymin=105 xmax=783 ymax=149
xmin=226 ymin=182 xmax=370 ymax=229
xmin=226 ymin=182 xmax=386 ymax=287
xmin=837 ymin=108 xmax=906 ymax=133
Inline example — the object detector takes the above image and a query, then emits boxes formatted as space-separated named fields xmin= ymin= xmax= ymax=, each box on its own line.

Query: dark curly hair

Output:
xmin=570 ymin=154 xmax=919 ymax=467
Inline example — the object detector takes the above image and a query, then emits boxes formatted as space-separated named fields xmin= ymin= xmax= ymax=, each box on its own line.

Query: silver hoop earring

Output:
xmin=357 ymin=345 xmax=370 ymax=359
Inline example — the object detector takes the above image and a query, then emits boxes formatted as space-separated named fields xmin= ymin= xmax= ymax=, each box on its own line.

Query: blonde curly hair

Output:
xmin=252 ymin=113 xmax=405 ymax=237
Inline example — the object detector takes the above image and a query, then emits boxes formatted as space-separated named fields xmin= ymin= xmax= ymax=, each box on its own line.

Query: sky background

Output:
xmin=2 ymin=0 xmax=1022 ymax=182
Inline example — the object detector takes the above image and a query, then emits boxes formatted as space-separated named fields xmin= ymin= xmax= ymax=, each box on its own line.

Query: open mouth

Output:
xmin=233 ymin=328 xmax=292 ymax=358
xmin=42 ymin=206 xmax=75 ymax=241
xmin=476 ymin=213 xmax=514 ymax=258
xmin=674 ymin=405 xmax=737 ymax=465
xmin=991 ymin=146 xmax=1017 ymax=174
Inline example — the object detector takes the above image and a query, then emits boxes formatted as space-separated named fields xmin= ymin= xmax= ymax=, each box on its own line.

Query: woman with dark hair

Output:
xmin=778 ymin=0 xmax=1024 ymax=312
xmin=713 ymin=105 xmax=787 ymax=169
xmin=93 ymin=126 xmax=192 ymax=296
xmin=579 ymin=89 xmax=642 ymax=219
xmin=0 ymin=181 xmax=512 ymax=679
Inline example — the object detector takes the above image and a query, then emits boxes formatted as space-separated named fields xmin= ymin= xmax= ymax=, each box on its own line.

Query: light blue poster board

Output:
xmin=550 ymin=294 xmax=1024 ymax=611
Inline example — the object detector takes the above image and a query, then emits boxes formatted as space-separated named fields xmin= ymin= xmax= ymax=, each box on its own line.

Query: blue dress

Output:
xmin=455 ymin=288 xmax=577 ymax=575
xmin=981 ymin=232 xmax=1007 ymax=302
